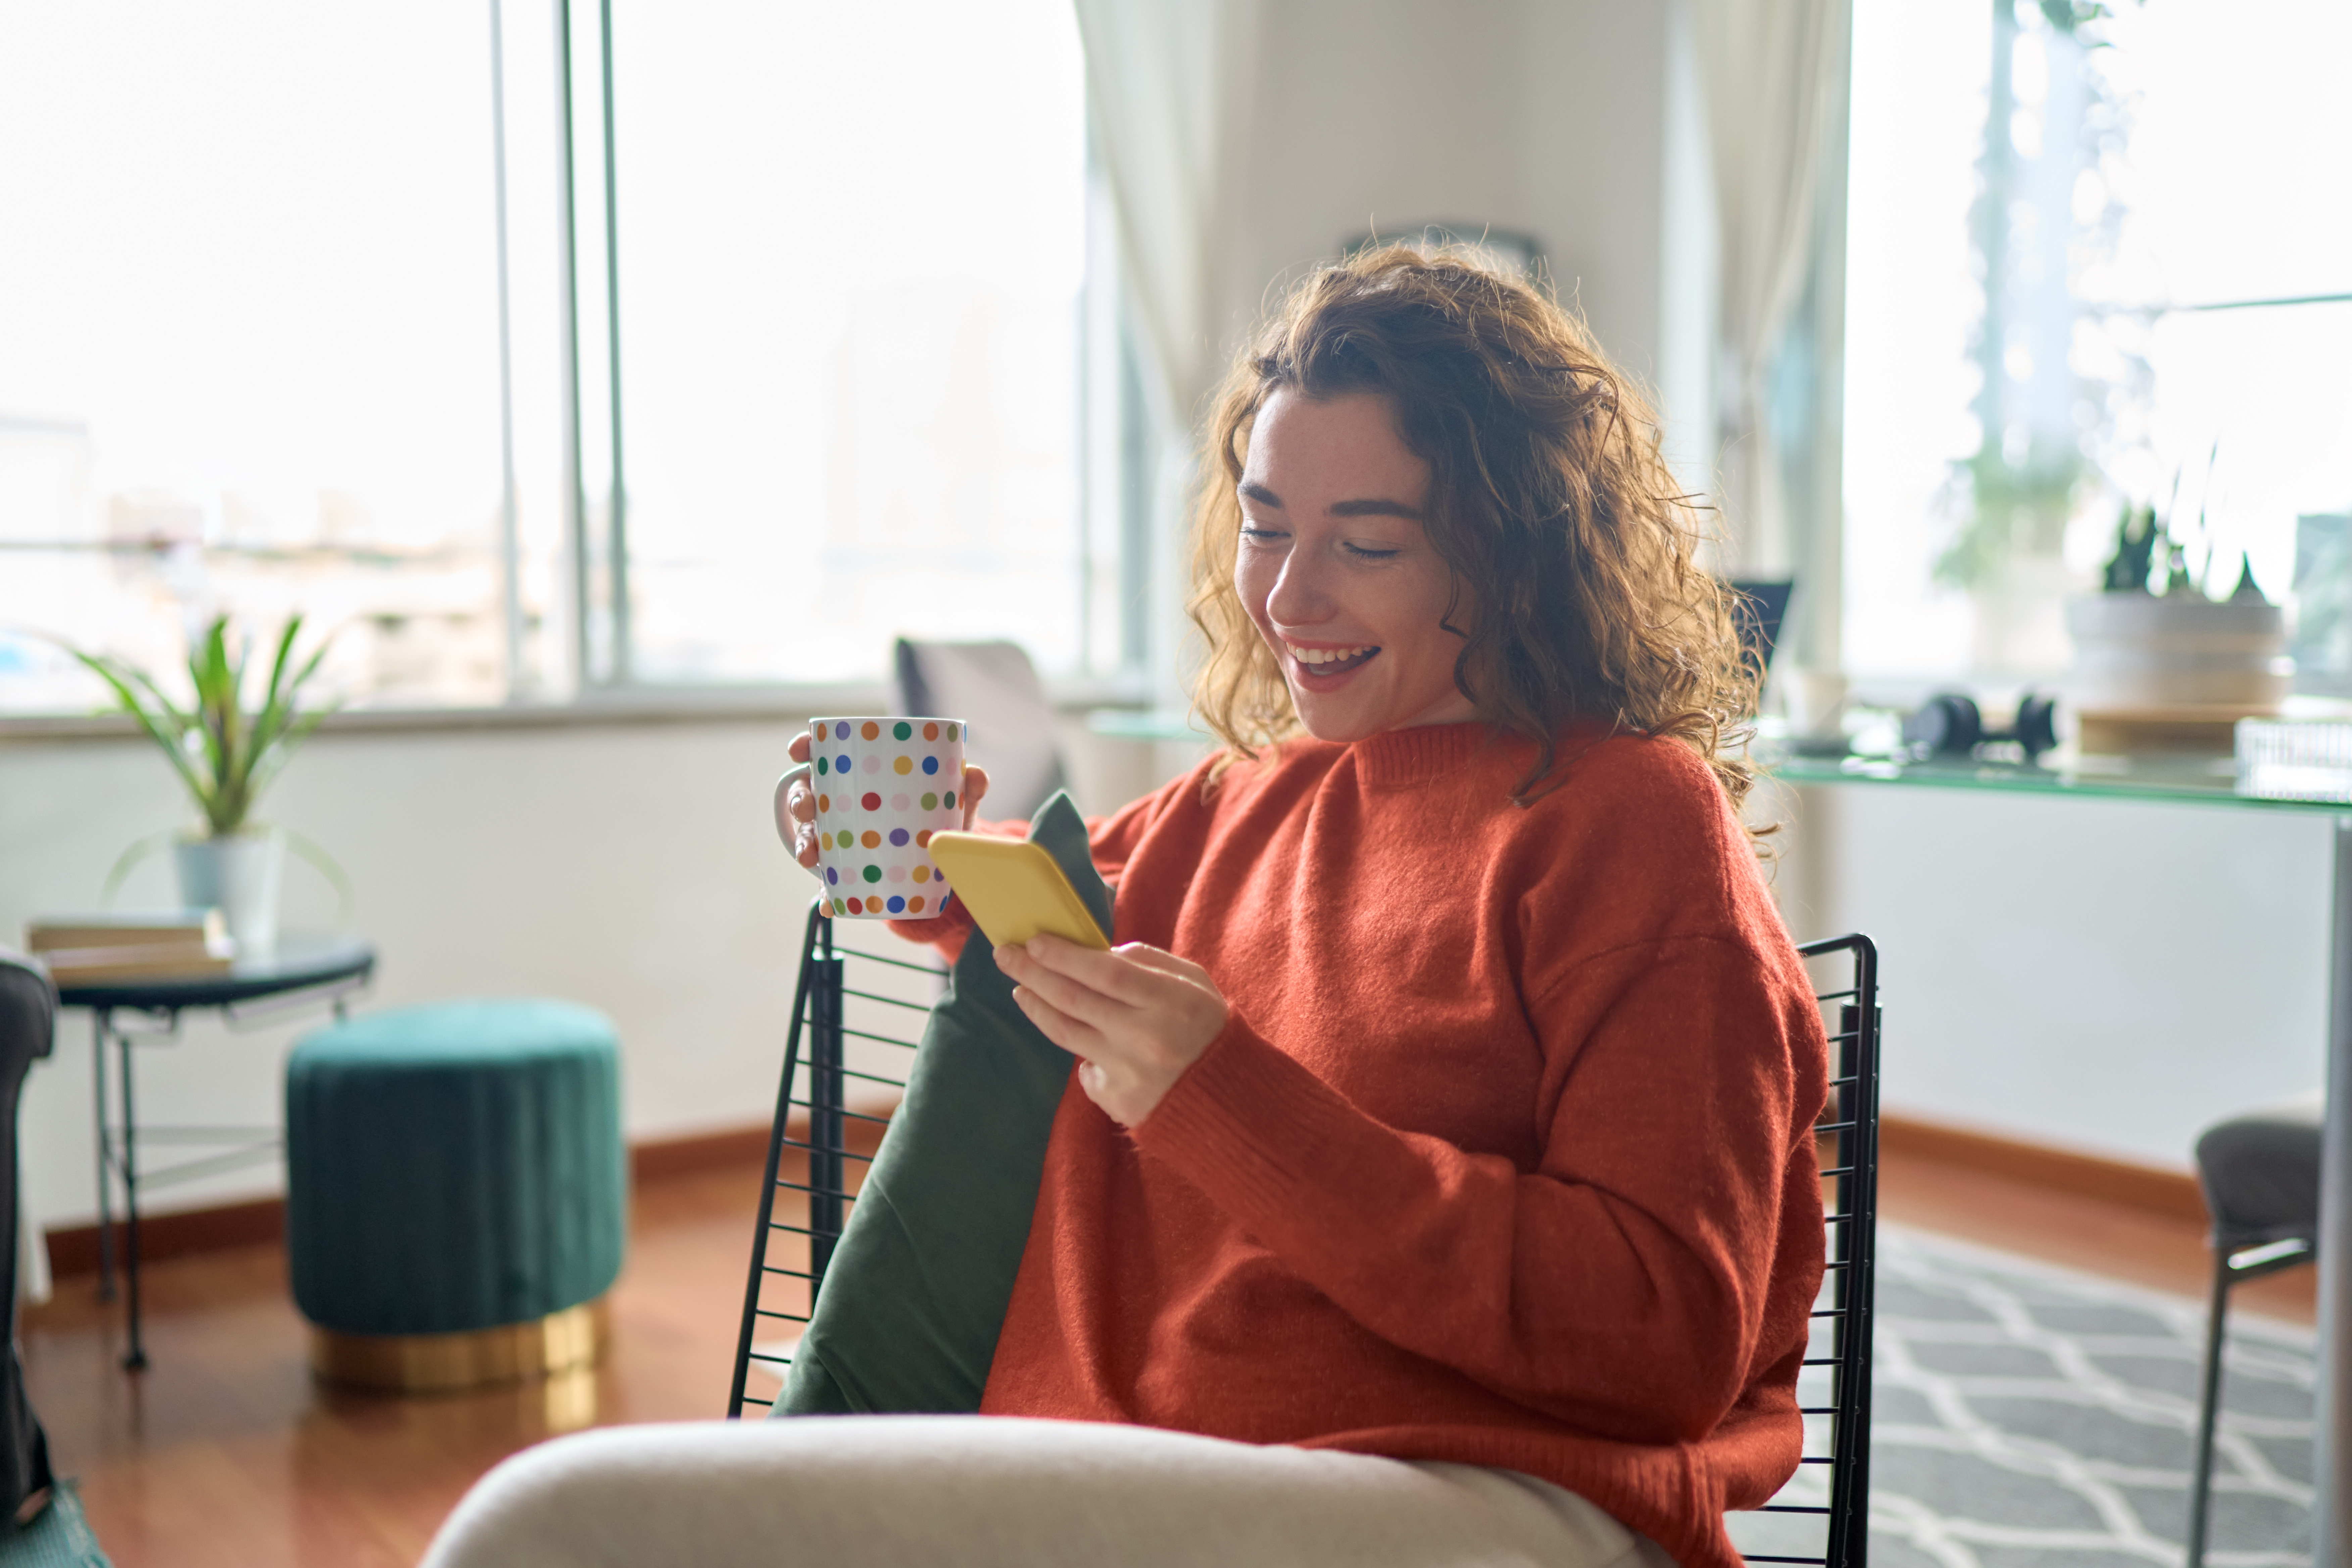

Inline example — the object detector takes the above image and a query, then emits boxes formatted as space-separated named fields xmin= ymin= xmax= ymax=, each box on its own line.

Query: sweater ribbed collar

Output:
xmin=1348 ymin=721 xmax=1492 ymax=789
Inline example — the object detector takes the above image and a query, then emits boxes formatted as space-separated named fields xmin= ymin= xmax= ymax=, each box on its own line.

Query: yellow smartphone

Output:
xmin=925 ymin=832 xmax=1110 ymax=950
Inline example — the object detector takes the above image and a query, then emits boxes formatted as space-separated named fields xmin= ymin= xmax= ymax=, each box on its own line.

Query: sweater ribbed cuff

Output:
xmin=1130 ymin=1013 xmax=1365 ymax=1240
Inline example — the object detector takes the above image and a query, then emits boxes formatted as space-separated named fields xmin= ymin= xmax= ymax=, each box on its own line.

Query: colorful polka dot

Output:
xmin=912 ymin=865 xmax=930 ymax=883
xmin=908 ymin=896 xmax=926 ymax=913
xmin=893 ymin=721 xmax=913 ymax=740
xmin=847 ymin=896 xmax=864 ymax=914
xmin=834 ymin=722 xmax=850 ymax=741
xmin=816 ymin=756 xmax=828 ymax=776
xmin=944 ymin=790 xmax=957 ymax=809
xmin=893 ymin=755 xmax=913 ymax=775
xmin=887 ymin=865 xmax=907 ymax=884
xmin=817 ymin=793 xmax=829 ymax=813
xmin=922 ymin=722 xmax=939 ymax=741
xmin=862 ymin=755 xmax=881 ymax=774
xmin=861 ymin=792 xmax=881 ymax=811
xmin=888 ymin=828 xmax=910 ymax=847
xmin=945 ymin=723 xmax=959 ymax=741
xmin=921 ymin=791 xmax=938 ymax=810
xmin=862 ymin=865 xmax=882 ymax=884
xmin=861 ymin=830 xmax=881 ymax=849
xmin=915 ymin=829 xmax=933 ymax=847
xmin=825 ymin=867 xmax=838 ymax=885
xmin=886 ymin=895 xmax=906 ymax=913
xmin=890 ymin=793 xmax=910 ymax=812
xmin=921 ymin=755 xmax=939 ymax=775
xmin=861 ymin=721 xmax=880 ymax=740
xmin=835 ymin=754 xmax=850 ymax=773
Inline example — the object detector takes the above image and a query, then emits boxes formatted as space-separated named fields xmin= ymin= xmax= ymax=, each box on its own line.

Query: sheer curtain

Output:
xmin=1697 ymin=0 xmax=1853 ymax=674
xmin=1071 ymin=0 xmax=1261 ymax=701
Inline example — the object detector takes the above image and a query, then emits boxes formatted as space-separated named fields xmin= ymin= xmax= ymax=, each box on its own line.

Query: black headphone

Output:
xmin=1901 ymin=691 xmax=2058 ymax=760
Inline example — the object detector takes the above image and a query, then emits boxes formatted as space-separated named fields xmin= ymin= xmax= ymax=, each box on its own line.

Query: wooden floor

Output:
xmin=22 ymin=1160 xmax=802 ymax=1568
xmin=20 ymin=1142 xmax=2315 ymax=1568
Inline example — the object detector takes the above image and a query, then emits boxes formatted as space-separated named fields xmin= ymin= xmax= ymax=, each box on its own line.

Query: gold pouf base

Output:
xmin=310 ymin=1297 xmax=608 ymax=1393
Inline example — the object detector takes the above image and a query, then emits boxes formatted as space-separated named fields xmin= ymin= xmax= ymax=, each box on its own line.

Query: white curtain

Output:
xmin=1072 ymin=0 xmax=1260 ymax=700
xmin=1696 ymin=0 xmax=1852 ymax=666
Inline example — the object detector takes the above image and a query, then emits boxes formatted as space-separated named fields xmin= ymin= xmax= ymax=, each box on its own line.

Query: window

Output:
xmin=1842 ymin=0 xmax=2352 ymax=685
xmin=0 ymin=1 xmax=1100 ymax=714
xmin=605 ymin=0 xmax=1089 ymax=686
xmin=0 ymin=2 xmax=516 ymax=709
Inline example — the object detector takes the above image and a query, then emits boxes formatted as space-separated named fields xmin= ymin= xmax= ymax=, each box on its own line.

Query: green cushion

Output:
xmin=285 ymin=999 xmax=626 ymax=1336
xmin=775 ymin=791 xmax=1105 ymax=1416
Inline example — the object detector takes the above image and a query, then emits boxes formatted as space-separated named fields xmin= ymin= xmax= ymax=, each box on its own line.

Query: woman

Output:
xmin=425 ymin=247 xmax=1826 ymax=1568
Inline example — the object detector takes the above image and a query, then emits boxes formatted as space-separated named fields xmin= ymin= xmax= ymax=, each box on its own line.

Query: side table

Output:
xmin=53 ymin=933 xmax=376 ymax=1370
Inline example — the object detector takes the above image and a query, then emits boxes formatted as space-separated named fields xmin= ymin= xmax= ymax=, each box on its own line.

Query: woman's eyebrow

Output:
xmin=1329 ymin=497 xmax=1425 ymax=520
xmin=1240 ymin=481 xmax=1422 ymax=521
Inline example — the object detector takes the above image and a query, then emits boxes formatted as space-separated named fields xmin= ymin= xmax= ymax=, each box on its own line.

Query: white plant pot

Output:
xmin=175 ymin=829 xmax=286 ymax=959
xmin=2064 ymin=594 xmax=2291 ymax=713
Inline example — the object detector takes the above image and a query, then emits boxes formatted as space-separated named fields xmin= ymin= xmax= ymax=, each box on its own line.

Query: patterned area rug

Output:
xmin=1735 ymin=1227 xmax=2315 ymax=1568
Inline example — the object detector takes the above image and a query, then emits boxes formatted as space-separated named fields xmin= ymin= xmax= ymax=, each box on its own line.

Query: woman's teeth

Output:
xmin=1287 ymin=643 xmax=1377 ymax=670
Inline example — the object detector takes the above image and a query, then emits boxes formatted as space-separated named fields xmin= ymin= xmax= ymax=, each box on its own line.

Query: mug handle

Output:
xmin=773 ymin=766 xmax=810 ymax=852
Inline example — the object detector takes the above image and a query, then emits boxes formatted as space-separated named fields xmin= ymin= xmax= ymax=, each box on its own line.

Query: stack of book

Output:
xmin=24 ymin=911 xmax=235 ymax=984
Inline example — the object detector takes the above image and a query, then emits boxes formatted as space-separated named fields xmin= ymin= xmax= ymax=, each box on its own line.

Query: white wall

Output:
xmin=1765 ymin=781 xmax=2333 ymax=1172
xmin=1212 ymin=0 xmax=1701 ymax=427
xmin=0 ymin=713 xmax=1178 ymax=1239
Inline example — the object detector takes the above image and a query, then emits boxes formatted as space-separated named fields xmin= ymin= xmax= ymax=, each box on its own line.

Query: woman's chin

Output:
xmin=1288 ymin=682 xmax=1479 ymax=742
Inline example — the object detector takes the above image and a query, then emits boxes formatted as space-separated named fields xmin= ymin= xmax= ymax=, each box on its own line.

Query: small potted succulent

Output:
xmin=70 ymin=615 xmax=339 ymax=957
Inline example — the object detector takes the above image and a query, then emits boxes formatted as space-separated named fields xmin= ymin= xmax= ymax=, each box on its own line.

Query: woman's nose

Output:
xmin=1266 ymin=551 xmax=1335 ymax=626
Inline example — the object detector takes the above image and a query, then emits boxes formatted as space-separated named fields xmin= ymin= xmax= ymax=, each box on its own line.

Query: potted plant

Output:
xmin=70 ymin=615 xmax=339 ymax=957
xmin=2065 ymin=503 xmax=2288 ymax=754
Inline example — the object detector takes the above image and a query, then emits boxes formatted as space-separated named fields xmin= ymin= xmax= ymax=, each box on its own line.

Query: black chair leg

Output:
xmin=2186 ymin=1254 xmax=2232 ymax=1568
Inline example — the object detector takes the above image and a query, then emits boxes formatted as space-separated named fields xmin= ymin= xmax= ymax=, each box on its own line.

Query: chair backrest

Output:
xmin=893 ymin=638 xmax=1068 ymax=820
xmin=1734 ymin=933 xmax=1882 ymax=1568
xmin=728 ymin=905 xmax=934 ymax=1417
xmin=730 ymin=916 xmax=1885 ymax=1568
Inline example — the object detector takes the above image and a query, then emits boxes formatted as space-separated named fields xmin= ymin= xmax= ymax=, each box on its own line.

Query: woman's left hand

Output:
xmin=994 ymin=935 xmax=1229 ymax=1127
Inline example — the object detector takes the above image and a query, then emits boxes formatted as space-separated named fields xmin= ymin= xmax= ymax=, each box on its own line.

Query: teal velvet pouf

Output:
xmin=285 ymin=1000 xmax=626 ymax=1337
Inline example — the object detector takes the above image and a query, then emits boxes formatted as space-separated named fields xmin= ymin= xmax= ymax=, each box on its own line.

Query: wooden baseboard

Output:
xmin=627 ymin=1125 xmax=772 ymax=1182
xmin=47 ymin=1109 xmax=2205 ymax=1277
xmin=44 ymin=1195 xmax=286 ymax=1277
xmin=1881 ymin=1113 xmax=2209 ymax=1227
xmin=44 ymin=1121 xmax=783 ymax=1279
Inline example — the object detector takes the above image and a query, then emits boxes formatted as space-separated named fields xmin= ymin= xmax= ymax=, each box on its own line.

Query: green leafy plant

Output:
xmin=69 ymin=614 xmax=339 ymax=838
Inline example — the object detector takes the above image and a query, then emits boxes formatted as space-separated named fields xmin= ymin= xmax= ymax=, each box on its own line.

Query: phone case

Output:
xmin=924 ymin=832 xmax=1110 ymax=950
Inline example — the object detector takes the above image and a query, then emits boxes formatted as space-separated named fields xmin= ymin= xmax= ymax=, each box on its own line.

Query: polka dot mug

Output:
xmin=803 ymin=717 xmax=967 ymax=920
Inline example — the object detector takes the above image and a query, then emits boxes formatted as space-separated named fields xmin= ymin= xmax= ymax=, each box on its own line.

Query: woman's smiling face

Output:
xmin=1234 ymin=388 xmax=1476 ymax=742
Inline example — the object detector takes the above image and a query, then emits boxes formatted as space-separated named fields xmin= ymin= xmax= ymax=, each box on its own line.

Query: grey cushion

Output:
xmin=2195 ymin=1090 xmax=2323 ymax=1248
xmin=774 ymin=791 xmax=1106 ymax=1416
xmin=893 ymin=639 xmax=1069 ymax=820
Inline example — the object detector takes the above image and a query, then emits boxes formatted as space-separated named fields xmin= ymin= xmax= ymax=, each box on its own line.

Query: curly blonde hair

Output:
xmin=1187 ymin=244 xmax=1762 ymax=815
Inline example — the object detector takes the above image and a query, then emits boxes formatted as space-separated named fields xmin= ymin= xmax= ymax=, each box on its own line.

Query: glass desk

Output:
xmin=1767 ymin=744 xmax=2352 ymax=814
xmin=1092 ymin=708 xmax=2352 ymax=1563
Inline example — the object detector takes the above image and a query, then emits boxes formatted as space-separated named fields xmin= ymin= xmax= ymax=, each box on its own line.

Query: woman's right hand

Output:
xmin=773 ymin=731 xmax=992 ymax=871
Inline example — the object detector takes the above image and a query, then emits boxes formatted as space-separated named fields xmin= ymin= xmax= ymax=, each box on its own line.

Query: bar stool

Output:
xmin=2188 ymin=1091 xmax=2323 ymax=1568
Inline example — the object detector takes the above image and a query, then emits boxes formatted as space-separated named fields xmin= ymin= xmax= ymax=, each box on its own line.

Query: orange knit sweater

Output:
xmin=927 ymin=722 xmax=1826 ymax=1568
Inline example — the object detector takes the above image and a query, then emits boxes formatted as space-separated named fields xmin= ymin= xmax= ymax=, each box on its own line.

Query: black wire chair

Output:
xmin=1734 ymin=933 xmax=1883 ymax=1568
xmin=727 ymin=903 xmax=937 ymax=1417
xmin=727 ymin=913 xmax=1883 ymax=1568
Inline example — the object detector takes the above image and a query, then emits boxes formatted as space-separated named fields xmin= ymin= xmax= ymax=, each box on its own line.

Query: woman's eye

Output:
xmin=1343 ymin=543 xmax=1402 ymax=561
xmin=1239 ymin=526 xmax=1286 ymax=544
